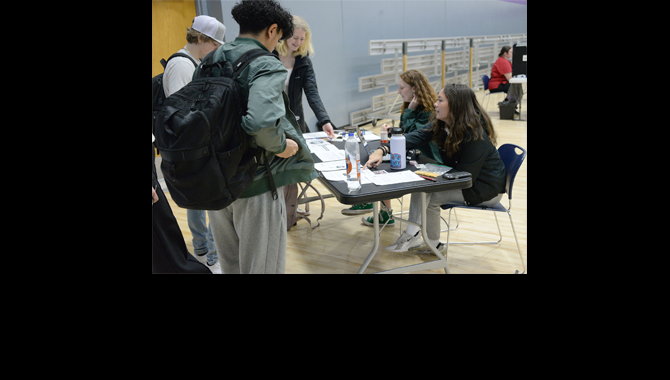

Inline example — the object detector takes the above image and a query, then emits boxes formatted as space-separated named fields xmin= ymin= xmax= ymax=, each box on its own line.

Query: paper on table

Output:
xmin=309 ymin=143 xmax=345 ymax=162
xmin=321 ymin=169 xmax=373 ymax=184
xmin=321 ymin=170 xmax=346 ymax=182
xmin=306 ymin=138 xmax=330 ymax=146
xmin=368 ymin=170 xmax=424 ymax=186
xmin=302 ymin=131 xmax=330 ymax=139
xmin=303 ymin=130 xmax=380 ymax=142
xmin=314 ymin=161 xmax=346 ymax=172
xmin=321 ymin=168 xmax=422 ymax=186
xmin=346 ymin=131 xmax=380 ymax=142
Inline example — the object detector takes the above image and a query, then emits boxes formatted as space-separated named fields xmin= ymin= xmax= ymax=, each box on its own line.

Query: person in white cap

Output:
xmin=162 ymin=15 xmax=226 ymax=272
xmin=163 ymin=15 xmax=226 ymax=97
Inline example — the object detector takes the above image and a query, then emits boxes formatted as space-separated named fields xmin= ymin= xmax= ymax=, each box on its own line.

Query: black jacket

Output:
xmin=276 ymin=52 xmax=332 ymax=133
xmin=404 ymin=124 xmax=506 ymax=205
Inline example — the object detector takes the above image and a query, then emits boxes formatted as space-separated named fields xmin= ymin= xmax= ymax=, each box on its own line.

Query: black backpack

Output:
xmin=152 ymin=53 xmax=197 ymax=137
xmin=154 ymin=48 xmax=277 ymax=210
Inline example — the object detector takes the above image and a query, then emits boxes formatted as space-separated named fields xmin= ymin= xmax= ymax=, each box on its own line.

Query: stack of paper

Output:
xmin=308 ymin=143 xmax=344 ymax=162
xmin=321 ymin=170 xmax=374 ymax=185
xmin=303 ymin=130 xmax=381 ymax=143
xmin=305 ymin=130 xmax=422 ymax=186
xmin=319 ymin=167 xmax=423 ymax=186
xmin=314 ymin=161 xmax=346 ymax=172
xmin=368 ymin=170 xmax=424 ymax=185
xmin=302 ymin=131 xmax=331 ymax=140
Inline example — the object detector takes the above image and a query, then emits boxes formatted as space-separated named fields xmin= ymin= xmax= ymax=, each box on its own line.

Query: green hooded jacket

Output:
xmin=195 ymin=37 xmax=317 ymax=198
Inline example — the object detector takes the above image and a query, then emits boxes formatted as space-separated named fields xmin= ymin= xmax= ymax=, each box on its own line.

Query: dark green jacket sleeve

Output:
xmin=401 ymin=108 xmax=430 ymax=134
xmin=402 ymin=108 xmax=443 ymax=164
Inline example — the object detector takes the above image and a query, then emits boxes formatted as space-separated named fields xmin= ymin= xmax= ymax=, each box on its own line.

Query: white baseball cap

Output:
xmin=192 ymin=15 xmax=226 ymax=45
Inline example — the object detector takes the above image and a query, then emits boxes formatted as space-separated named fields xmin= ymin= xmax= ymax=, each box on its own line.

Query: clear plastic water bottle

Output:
xmin=390 ymin=127 xmax=406 ymax=170
xmin=345 ymin=132 xmax=361 ymax=191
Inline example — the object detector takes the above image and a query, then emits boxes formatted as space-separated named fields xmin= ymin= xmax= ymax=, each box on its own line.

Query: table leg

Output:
xmin=420 ymin=192 xmax=450 ymax=274
xmin=375 ymin=192 xmax=451 ymax=274
xmin=357 ymin=201 xmax=380 ymax=274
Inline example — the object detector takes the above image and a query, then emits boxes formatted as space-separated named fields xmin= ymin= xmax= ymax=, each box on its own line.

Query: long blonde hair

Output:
xmin=276 ymin=15 xmax=314 ymax=58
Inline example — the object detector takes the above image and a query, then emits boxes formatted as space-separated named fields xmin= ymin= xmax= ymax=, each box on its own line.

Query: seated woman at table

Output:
xmin=489 ymin=46 xmax=523 ymax=111
xmin=342 ymin=69 xmax=441 ymax=227
xmin=363 ymin=83 xmax=507 ymax=253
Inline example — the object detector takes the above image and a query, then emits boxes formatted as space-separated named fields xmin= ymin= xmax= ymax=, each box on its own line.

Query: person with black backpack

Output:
xmin=199 ymin=0 xmax=316 ymax=274
xmin=161 ymin=15 xmax=226 ymax=270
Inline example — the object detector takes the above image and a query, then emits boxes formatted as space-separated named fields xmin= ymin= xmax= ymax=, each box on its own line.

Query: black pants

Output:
xmin=490 ymin=82 xmax=511 ymax=95
xmin=152 ymin=145 xmax=211 ymax=274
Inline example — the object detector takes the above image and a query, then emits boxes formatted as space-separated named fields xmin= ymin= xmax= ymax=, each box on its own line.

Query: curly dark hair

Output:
xmin=231 ymin=0 xmax=294 ymax=41
xmin=430 ymin=84 xmax=497 ymax=158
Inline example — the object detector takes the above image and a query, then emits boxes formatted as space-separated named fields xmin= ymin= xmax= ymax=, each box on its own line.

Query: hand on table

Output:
xmin=363 ymin=148 xmax=384 ymax=169
xmin=322 ymin=122 xmax=336 ymax=139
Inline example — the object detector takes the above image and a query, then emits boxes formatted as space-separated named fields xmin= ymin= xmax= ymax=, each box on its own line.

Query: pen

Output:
xmin=419 ymin=174 xmax=436 ymax=182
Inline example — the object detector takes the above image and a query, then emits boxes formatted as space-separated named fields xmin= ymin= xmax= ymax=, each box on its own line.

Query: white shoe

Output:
xmin=385 ymin=231 xmax=423 ymax=252
xmin=409 ymin=242 xmax=447 ymax=256
xmin=208 ymin=261 xmax=222 ymax=274
xmin=194 ymin=252 xmax=208 ymax=265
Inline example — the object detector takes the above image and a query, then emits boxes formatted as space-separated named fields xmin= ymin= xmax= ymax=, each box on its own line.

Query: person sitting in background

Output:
xmin=488 ymin=45 xmax=523 ymax=112
xmin=342 ymin=69 xmax=441 ymax=228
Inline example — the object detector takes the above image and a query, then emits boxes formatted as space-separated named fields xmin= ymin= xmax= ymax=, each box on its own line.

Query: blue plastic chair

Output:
xmin=440 ymin=144 xmax=527 ymax=273
xmin=481 ymin=74 xmax=506 ymax=112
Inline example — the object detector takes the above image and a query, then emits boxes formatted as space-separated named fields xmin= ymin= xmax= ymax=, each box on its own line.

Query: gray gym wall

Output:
xmin=195 ymin=0 xmax=527 ymax=131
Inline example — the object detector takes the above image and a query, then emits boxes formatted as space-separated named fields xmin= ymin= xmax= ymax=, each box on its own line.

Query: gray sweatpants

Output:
xmin=209 ymin=187 xmax=286 ymax=274
xmin=408 ymin=190 xmax=503 ymax=241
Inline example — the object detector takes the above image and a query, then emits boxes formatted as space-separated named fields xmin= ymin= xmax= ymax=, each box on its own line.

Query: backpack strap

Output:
xmin=160 ymin=52 xmax=198 ymax=69
xmin=229 ymin=49 xmax=279 ymax=201
xmin=196 ymin=49 xmax=229 ymax=78
xmin=198 ymin=48 xmax=276 ymax=79
xmin=264 ymin=153 xmax=278 ymax=200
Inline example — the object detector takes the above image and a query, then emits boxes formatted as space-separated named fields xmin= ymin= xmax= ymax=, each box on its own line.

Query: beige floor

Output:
xmin=160 ymin=89 xmax=527 ymax=274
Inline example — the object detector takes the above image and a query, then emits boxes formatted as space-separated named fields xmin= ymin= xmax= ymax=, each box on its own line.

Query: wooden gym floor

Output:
xmin=160 ymin=89 xmax=527 ymax=274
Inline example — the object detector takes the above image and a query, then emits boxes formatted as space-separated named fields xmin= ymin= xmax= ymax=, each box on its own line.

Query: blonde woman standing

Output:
xmin=275 ymin=15 xmax=335 ymax=138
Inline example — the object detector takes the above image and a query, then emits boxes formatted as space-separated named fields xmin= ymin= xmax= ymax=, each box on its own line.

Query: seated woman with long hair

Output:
xmin=343 ymin=69 xmax=442 ymax=227
xmin=363 ymin=83 xmax=507 ymax=253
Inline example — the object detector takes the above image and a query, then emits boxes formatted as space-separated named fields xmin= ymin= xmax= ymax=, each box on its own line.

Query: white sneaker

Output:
xmin=208 ymin=261 xmax=222 ymax=274
xmin=409 ymin=242 xmax=447 ymax=256
xmin=194 ymin=252 xmax=208 ymax=265
xmin=385 ymin=231 xmax=423 ymax=252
